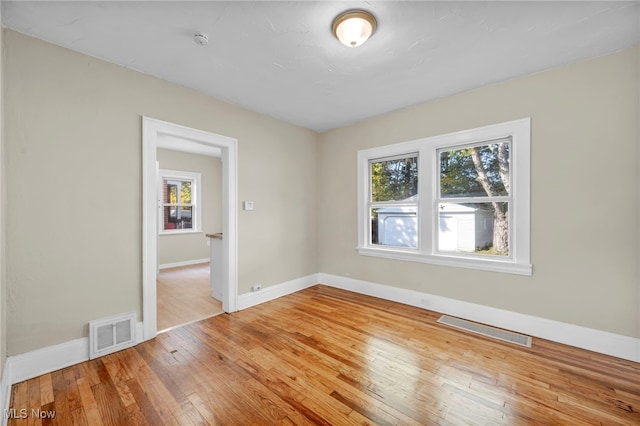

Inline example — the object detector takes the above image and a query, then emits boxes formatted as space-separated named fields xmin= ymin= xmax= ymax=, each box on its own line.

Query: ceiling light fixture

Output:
xmin=332 ymin=10 xmax=377 ymax=47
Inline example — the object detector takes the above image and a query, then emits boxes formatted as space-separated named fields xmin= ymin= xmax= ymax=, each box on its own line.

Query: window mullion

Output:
xmin=419 ymin=146 xmax=433 ymax=254
xmin=370 ymin=201 xmax=419 ymax=208
xmin=437 ymin=196 xmax=511 ymax=204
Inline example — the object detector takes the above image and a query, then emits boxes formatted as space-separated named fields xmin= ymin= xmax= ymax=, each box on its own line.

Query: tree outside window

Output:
xmin=439 ymin=140 xmax=510 ymax=256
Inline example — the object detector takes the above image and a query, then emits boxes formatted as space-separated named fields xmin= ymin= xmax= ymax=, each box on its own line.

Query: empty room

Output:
xmin=0 ymin=1 xmax=638 ymax=425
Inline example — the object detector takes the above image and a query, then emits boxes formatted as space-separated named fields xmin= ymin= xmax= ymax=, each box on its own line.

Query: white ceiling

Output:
xmin=2 ymin=1 xmax=639 ymax=132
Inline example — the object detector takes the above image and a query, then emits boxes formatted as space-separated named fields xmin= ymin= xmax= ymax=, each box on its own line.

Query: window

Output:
xmin=438 ymin=140 xmax=510 ymax=256
xmin=370 ymin=155 xmax=419 ymax=248
xmin=357 ymin=118 xmax=531 ymax=275
xmin=159 ymin=169 xmax=202 ymax=234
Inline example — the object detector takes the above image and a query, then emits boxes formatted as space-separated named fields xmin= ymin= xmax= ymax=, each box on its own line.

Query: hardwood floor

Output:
xmin=156 ymin=263 xmax=223 ymax=332
xmin=8 ymin=285 xmax=640 ymax=425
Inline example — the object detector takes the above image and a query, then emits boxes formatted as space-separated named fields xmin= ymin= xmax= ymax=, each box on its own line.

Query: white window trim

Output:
xmin=159 ymin=169 xmax=202 ymax=235
xmin=357 ymin=118 xmax=532 ymax=276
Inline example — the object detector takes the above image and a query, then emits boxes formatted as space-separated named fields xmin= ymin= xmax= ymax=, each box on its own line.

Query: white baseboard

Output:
xmin=0 ymin=320 xmax=145 ymax=420
xmin=7 ymin=337 xmax=89 ymax=386
xmin=159 ymin=258 xmax=209 ymax=270
xmin=237 ymin=274 xmax=319 ymax=310
xmin=318 ymin=273 xmax=640 ymax=363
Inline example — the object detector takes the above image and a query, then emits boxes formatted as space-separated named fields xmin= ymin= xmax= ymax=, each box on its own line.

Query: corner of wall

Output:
xmin=1 ymin=22 xmax=6 ymax=362
xmin=0 ymin=9 xmax=9 ymax=421
xmin=312 ymin=130 xmax=321 ymax=276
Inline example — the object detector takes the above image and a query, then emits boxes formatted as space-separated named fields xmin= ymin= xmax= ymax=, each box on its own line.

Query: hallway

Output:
xmin=156 ymin=263 xmax=223 ymax=332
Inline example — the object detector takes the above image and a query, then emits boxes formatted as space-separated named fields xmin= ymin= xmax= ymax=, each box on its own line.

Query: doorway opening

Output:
xmin=156 ymin=148 xmax=223 ymax=331
xmin=142 ymin=117 xmax=238 ymax=341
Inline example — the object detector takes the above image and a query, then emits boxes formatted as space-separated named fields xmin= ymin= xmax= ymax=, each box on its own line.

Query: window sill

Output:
xmin=357 ymin=246 xmax=532 ymax=276
xmin=159 ymin=229 xmax=203 ymax=236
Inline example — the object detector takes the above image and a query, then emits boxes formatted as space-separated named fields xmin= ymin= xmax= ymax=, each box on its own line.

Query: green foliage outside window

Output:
xmin=370 ymin=156 xmax=418 ymax=202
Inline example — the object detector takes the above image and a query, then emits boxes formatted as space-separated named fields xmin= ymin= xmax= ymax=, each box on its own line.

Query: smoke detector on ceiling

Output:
xmin=194 ymin=32 xmax=209 ymax=46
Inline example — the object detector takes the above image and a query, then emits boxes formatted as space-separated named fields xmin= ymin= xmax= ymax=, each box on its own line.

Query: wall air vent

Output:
xmin=89 ymin=311 xmax=137 ymax=359
xmin=437 ymin=315 xmax=532 ymax=347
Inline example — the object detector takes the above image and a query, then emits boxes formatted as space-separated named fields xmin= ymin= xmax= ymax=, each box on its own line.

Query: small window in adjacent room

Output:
xmin=159 ymin=169 xmax=201 ymax=234
xmin=357 ymin=118 xmax=531 ymax=275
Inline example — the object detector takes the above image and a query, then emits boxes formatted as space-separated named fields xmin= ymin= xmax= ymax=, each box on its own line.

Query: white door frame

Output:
xmin=142 ymin=117 xmax=238 ymax=341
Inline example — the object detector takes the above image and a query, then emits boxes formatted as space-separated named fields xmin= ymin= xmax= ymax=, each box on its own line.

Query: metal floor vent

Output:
xmin=89 ymin=311 xmax=137 ymax=359
xmin=437 ymin=315 xmax=532 ymax=347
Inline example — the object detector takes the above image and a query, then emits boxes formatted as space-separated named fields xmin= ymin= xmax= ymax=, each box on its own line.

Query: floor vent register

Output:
xmin=437 ymin=315 xmax=532 ymax=347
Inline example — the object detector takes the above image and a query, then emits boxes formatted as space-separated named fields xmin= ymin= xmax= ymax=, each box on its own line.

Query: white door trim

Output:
xmin=142 ymin=117 xmax=238 ymax=341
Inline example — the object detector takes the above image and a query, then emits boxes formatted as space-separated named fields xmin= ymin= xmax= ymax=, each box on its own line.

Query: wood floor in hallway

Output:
xmin=156 ymin=263 xmax=223 ymax=332
xmin=8 ymin=285 xmax=640 ymax=425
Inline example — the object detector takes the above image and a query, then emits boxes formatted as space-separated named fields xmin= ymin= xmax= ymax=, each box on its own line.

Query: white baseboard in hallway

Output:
xmin=159 ymin=258 xmax=209 ymax=270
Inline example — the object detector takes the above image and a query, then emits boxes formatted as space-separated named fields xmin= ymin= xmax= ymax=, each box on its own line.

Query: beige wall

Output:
xmin=157 ymin=149 xmax=222 ymax=266
xmin=4 ymin=30 xmax=318 ymax=355
xmin=318 ymin=47 xmax=640 ymax=339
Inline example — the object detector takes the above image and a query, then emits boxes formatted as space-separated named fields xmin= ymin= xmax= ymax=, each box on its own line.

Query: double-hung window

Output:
xmin=159 ymin=169 xmax=202 ymax=234
xmin=357 ymin=118 xmax=531 ymax=275
xmin=369 ymin=155 xmax=419 ymax=249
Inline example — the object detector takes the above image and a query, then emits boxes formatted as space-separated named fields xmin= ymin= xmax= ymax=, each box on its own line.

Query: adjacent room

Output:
xmin=0 ymin=1 xmax=638 ymax=425
xmin=156 ymin=147 xmax=224 ymax=331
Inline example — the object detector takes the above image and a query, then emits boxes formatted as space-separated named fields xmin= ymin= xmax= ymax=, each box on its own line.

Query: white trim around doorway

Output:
xmin=142 ymin=117 xmax=238 ymax=342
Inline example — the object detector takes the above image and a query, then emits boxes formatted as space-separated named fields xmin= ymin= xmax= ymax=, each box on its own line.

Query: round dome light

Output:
xmin=332 ymin=10 xmax=377 ymax=47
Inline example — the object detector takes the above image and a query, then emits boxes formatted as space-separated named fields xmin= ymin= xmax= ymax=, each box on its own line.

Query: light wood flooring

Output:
xmin=8 ymin=285 xmax=640 ymax=425
xmin=157 ymin=263 xmax=222 ymax=332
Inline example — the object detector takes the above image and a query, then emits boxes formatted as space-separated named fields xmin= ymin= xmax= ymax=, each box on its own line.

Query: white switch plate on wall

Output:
xmin=243 ymin=201 xmax=254 ymax=211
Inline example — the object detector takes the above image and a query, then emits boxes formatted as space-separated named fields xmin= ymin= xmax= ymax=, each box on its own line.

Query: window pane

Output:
xmin=165 ymin=182 xmax=178 ymax=204
xmin=163 ymin=179 xmax=192 ymax=204
xmin=440 ymin=142 xmax=510 ymax=198
xmin=371 ymin=206 xmax=417 ymax=248
xmin=438 ymin=202 xmax=508 ymax=256
xmin=371 ymin=156 xmax=418 ymax=202
xmin=180 ymin=181 xmax=192 ymax=204
xmin=163 ymin=206 xmax=193 ymax=230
